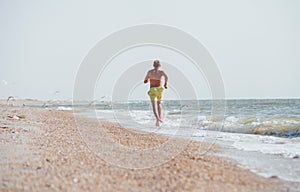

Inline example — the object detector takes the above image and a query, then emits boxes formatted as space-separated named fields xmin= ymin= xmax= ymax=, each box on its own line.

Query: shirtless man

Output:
xmin=144 ymin=60 xmax=168 ymax=127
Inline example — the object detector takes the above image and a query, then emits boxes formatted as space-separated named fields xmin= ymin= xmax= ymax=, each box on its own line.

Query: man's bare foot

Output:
xmin=156 ymin=119 xmax=160 ymax=127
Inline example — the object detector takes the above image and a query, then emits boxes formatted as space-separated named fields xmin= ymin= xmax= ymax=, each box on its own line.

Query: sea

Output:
xmin=78 ymin=99 xmax=300 ymax=138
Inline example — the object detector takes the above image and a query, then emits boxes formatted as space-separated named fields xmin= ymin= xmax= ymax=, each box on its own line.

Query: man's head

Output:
xmin=153 ymin=60 xmax=161 ymax=68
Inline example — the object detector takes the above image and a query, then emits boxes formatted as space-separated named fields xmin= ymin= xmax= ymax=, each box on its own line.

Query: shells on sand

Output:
xmin=7 ymin=115 xmax=25 ymax=120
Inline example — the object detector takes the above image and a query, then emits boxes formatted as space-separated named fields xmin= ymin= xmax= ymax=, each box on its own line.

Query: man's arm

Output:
xmin=144 ymin=71 xmax=150 ymax=83
xmin=162 ymin=71 xmax=168 ymax=89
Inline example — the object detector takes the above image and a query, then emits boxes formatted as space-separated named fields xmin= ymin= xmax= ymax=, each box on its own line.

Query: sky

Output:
xmin=1 ymin=0 xmax=299 ymax=100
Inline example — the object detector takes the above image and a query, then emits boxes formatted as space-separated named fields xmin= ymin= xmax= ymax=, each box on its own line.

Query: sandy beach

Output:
xmin=1 ymin=103 xmax=299 ymax=191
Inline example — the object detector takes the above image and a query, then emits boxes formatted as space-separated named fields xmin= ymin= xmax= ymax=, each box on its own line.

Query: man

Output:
xmin=144 ymin=60 xmax=168 ymax=127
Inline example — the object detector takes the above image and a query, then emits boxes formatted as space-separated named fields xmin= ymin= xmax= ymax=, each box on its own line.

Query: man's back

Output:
xmin=148 ymin=69 xmax=164 ymax=79
xmin=147 ymin=69 xmax=164 ymax=87
xmin=144 ymin=60 xmax=168 ymax=89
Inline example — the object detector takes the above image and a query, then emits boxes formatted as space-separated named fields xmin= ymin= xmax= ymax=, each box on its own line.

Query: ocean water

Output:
xmin=90 ymin=99 xmax=300 ymax=138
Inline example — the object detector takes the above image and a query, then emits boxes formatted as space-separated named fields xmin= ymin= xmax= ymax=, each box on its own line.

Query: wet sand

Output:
xmin=0 ymin=104 xmax=298 ymax=191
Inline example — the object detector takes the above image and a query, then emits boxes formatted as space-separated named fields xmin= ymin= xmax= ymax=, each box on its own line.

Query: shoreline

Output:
xmin=1 ymin=105 xmax=299 ymax=191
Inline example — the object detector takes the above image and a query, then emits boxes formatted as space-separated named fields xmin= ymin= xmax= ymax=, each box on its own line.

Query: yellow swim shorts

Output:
xmin=148 ymin=87 xmax=164 ymax=101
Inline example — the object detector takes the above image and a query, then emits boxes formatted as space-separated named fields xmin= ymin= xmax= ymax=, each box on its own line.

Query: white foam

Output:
xmin=231 ymin=135 xmax=300 ymax=158
xmin=56 ymin=106 xmax=72 ymax=111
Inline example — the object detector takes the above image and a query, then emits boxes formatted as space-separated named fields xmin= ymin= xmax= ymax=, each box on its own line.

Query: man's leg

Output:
xmin=151 ymin=101 xmax=160 ymax=126
xmin=157 ymin=100 xmax=163 ymax=121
